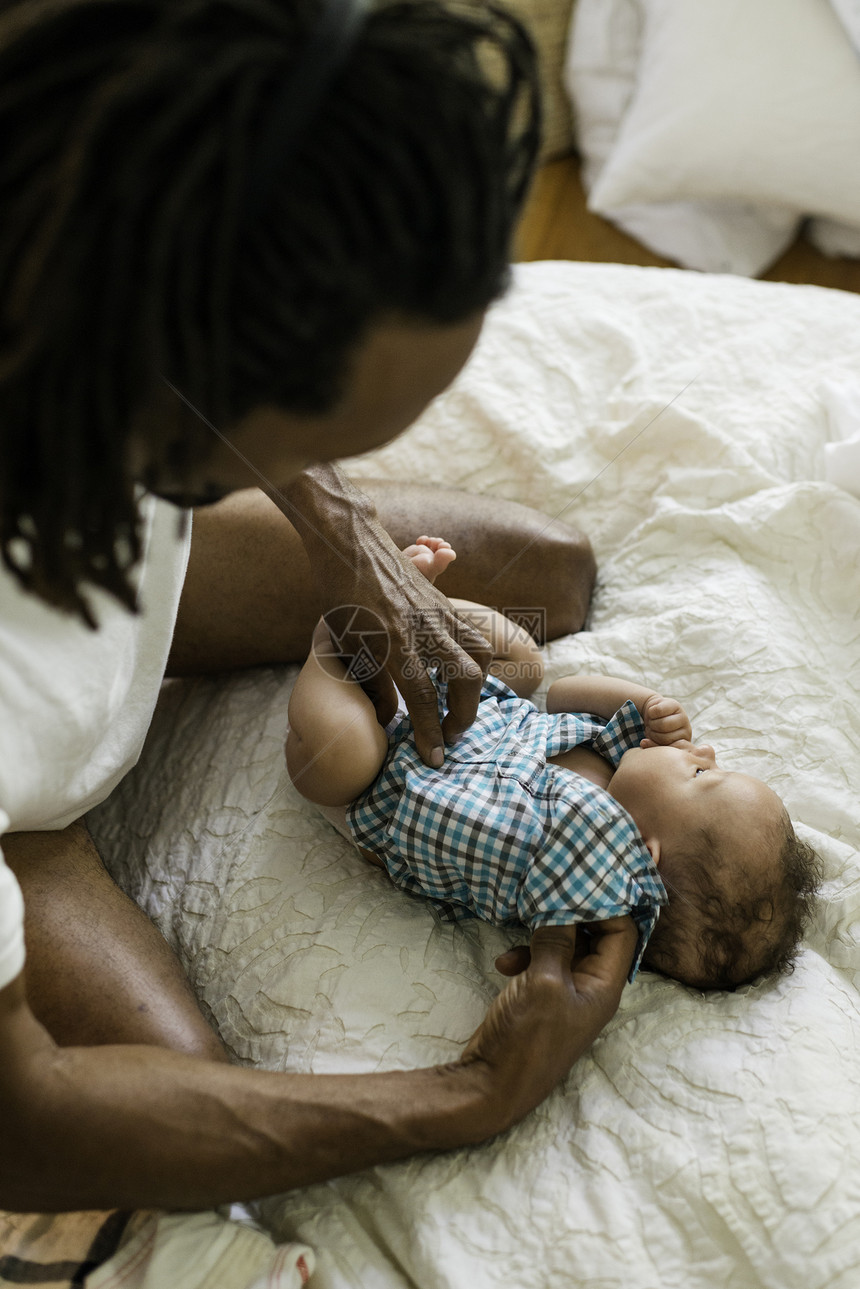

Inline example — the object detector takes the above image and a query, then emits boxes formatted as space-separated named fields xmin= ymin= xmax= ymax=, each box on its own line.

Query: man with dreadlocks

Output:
xmin=0 ymin=0 xmax=636 ymax=1211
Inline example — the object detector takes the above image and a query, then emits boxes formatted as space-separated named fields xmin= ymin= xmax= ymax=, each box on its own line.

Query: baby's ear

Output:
xmin=644 ymin=837 xmax=662 ymax=868
xmin=752 ymin=897 xmax=775 ymax=923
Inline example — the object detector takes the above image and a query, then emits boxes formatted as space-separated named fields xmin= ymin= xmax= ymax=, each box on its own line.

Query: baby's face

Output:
xmin=608 ymin=741 xmax=786 ymax=868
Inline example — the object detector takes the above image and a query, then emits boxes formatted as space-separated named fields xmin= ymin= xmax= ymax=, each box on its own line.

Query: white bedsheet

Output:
xmin=89 ymin=262 xmax=860 ymax=1289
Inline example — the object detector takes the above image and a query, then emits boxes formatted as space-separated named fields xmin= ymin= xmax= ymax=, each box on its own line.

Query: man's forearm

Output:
xmin=275 ymin=463 xmax=380 ymax=562
xmin=4 ymin=1020 xmax=492 ymax=1212
xmin=169 ymin=467 xmax=383 ymax=675
xmin=2 ymin=892 xmax=636 ymax=1213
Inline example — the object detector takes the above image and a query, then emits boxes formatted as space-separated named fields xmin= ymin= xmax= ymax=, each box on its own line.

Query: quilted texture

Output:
xmin=89 ymin=262 xmax=860 ymax=1289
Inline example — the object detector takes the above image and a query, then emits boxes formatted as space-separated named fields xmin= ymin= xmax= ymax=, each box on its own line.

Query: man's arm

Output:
xmin=171 ymin=476 xmax=596 ymax=761
xmin=0 ymin=971 xmax=479 ymax=1212
xmin=0 ymin=918 xmax=635 ymax=1213
xmin=270 ymin=465 xmax=494 ymax=766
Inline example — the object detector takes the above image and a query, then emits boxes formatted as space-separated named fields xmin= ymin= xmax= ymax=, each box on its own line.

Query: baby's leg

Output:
xmin=287 ymin=538 xmax=457 ymax=807
xmin=401 ymin=538 xmax=542 ymax=695
xmin=449 ymin=599 xmax=543 ymax=697
xmin=286 ymin=617 xmax=389 ymax=807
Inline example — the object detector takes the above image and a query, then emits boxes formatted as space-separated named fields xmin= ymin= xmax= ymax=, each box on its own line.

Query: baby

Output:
xmin=287 ymin=538 xmax=821 ymax=990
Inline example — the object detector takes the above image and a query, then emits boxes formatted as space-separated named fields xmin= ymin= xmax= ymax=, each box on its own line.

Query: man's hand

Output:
xmin=458 ymin=918 xmax=636 ymax=1133
xmin=0 ymin=917 xmax=634 ymax=1210
xmin=639 ymin=694 xmax=692 ymax=748
xmin=276 ymin=465 xmax=493 ymax=766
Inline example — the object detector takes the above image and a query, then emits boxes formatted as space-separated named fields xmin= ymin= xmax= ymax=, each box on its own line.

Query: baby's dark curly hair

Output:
xmin=642 ymin=814 xmax=823 ymax=991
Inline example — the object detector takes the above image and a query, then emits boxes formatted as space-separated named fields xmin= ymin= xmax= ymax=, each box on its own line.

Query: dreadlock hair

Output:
xmin=0 ymin=0 xmax=540 ymax=625
xmin=642 ymin=815 xmax=823 ymax=991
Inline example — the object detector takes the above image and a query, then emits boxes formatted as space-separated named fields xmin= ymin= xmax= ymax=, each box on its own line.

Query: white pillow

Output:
xmin=830 ymin=0 xmax=860 ymax=54
xmin=803 ymin=0 xmax=860 ymax=260
xmin=565 ymin=0 xmax=799 ymax=274
xmin=566 ymin=0 xmax=860 ymax=273
xmin=784 ymin=0 xmax=860 ymax=265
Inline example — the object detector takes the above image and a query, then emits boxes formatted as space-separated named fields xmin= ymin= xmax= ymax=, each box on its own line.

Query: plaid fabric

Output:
xmin=0 ymin=1210 xmax=139 ymax=1289
xmin=347 ymin=674 xmax=667 ymax=980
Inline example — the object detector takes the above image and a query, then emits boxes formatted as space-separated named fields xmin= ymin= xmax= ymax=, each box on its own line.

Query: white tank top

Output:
xmin=0 ymin=493 xmax=191 ymax=989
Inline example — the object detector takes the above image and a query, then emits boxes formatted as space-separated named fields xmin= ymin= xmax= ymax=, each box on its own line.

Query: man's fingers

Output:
xmin=396 ymin=612 xmax=491 ymax=762
xmin=498 ymin=920 xmax=634 ymax=985
xmin=359 ymin=669 xmax=399 ymax=729
xmin=576 ymin=917 xmax=637 ymax=989
xmin=527 ymin=924 xmax=579 ymax=971
xmin=388 ymin=651 xmax=481 ymax=766
xmin=495 ymin=945 xmax=531 ymax=976
xmin=461 ymin=920 xmax=636 ymax=1121
xmin=524 ymin=920 xmax=636 ymax=995
xmin=439 ymin=618 xmax=492 ymax=744
xmin=440 ymin=667 xmax=484 ymax=747
xmin=393 ymin=668 xmax=448 ymax=766
xmin=322 ymin=603 xmax=399 ymax=726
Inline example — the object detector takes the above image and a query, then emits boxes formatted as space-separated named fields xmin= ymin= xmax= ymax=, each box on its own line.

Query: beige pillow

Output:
xmin=508 ymin=0 xmax=578 ymax=158
xmin=468 ymin=0 xmax=578 ymax=159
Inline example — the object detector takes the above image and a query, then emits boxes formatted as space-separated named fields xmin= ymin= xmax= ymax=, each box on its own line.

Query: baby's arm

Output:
xmin=547 ymin=674 xmax=692 ymax=746
xmin=450 ymin=599 xmax=543 ymax=698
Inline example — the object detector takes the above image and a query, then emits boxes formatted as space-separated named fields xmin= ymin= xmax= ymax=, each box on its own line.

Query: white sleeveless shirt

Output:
xmin=0 ymin=494 xmax=191 ymax=989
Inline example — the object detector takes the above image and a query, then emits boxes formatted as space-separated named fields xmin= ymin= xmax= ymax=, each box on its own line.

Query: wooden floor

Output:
xmin=515 ymin=155 xmax=860 ymax=295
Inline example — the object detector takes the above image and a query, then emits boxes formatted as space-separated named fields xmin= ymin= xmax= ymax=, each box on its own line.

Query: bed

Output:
xmin=87 ymin=260 xmax=860 ymax=1288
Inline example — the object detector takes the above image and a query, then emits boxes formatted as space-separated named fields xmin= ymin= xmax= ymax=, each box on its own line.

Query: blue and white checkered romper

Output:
xmin=346 ymin=674 xmax=667 ymax=979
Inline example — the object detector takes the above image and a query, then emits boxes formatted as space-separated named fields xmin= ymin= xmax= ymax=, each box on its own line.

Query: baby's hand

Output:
xmin=640 ymin=694 xmax=692 ymax=747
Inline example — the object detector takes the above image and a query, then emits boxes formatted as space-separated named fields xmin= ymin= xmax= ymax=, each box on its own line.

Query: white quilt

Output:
xmin=88 ymin=262 xmax=860 ymax=1289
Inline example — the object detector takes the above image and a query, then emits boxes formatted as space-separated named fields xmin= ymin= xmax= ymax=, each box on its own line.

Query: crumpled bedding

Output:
xmin=89 ymin=261 xmax=860 ymax=1289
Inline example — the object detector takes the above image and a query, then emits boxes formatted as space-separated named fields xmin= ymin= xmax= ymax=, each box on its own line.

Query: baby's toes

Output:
xmin=430 ymin=546 xmax=457 ymax=577
xmin=403 ymin=544 xmax=436 ymax=576
xmin=415 ymin=535 xmax=452 ymax=551
xmin=403 ymin=538 xmax=456 ymax=583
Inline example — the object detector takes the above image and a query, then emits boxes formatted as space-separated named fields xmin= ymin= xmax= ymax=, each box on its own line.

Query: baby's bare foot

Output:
xmin=402 ymin=535 xmax=457 ymax=584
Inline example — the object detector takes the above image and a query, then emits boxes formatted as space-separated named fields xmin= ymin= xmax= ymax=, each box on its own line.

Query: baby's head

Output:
xmin=609 ymin=741 xmax=822 ymax=990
